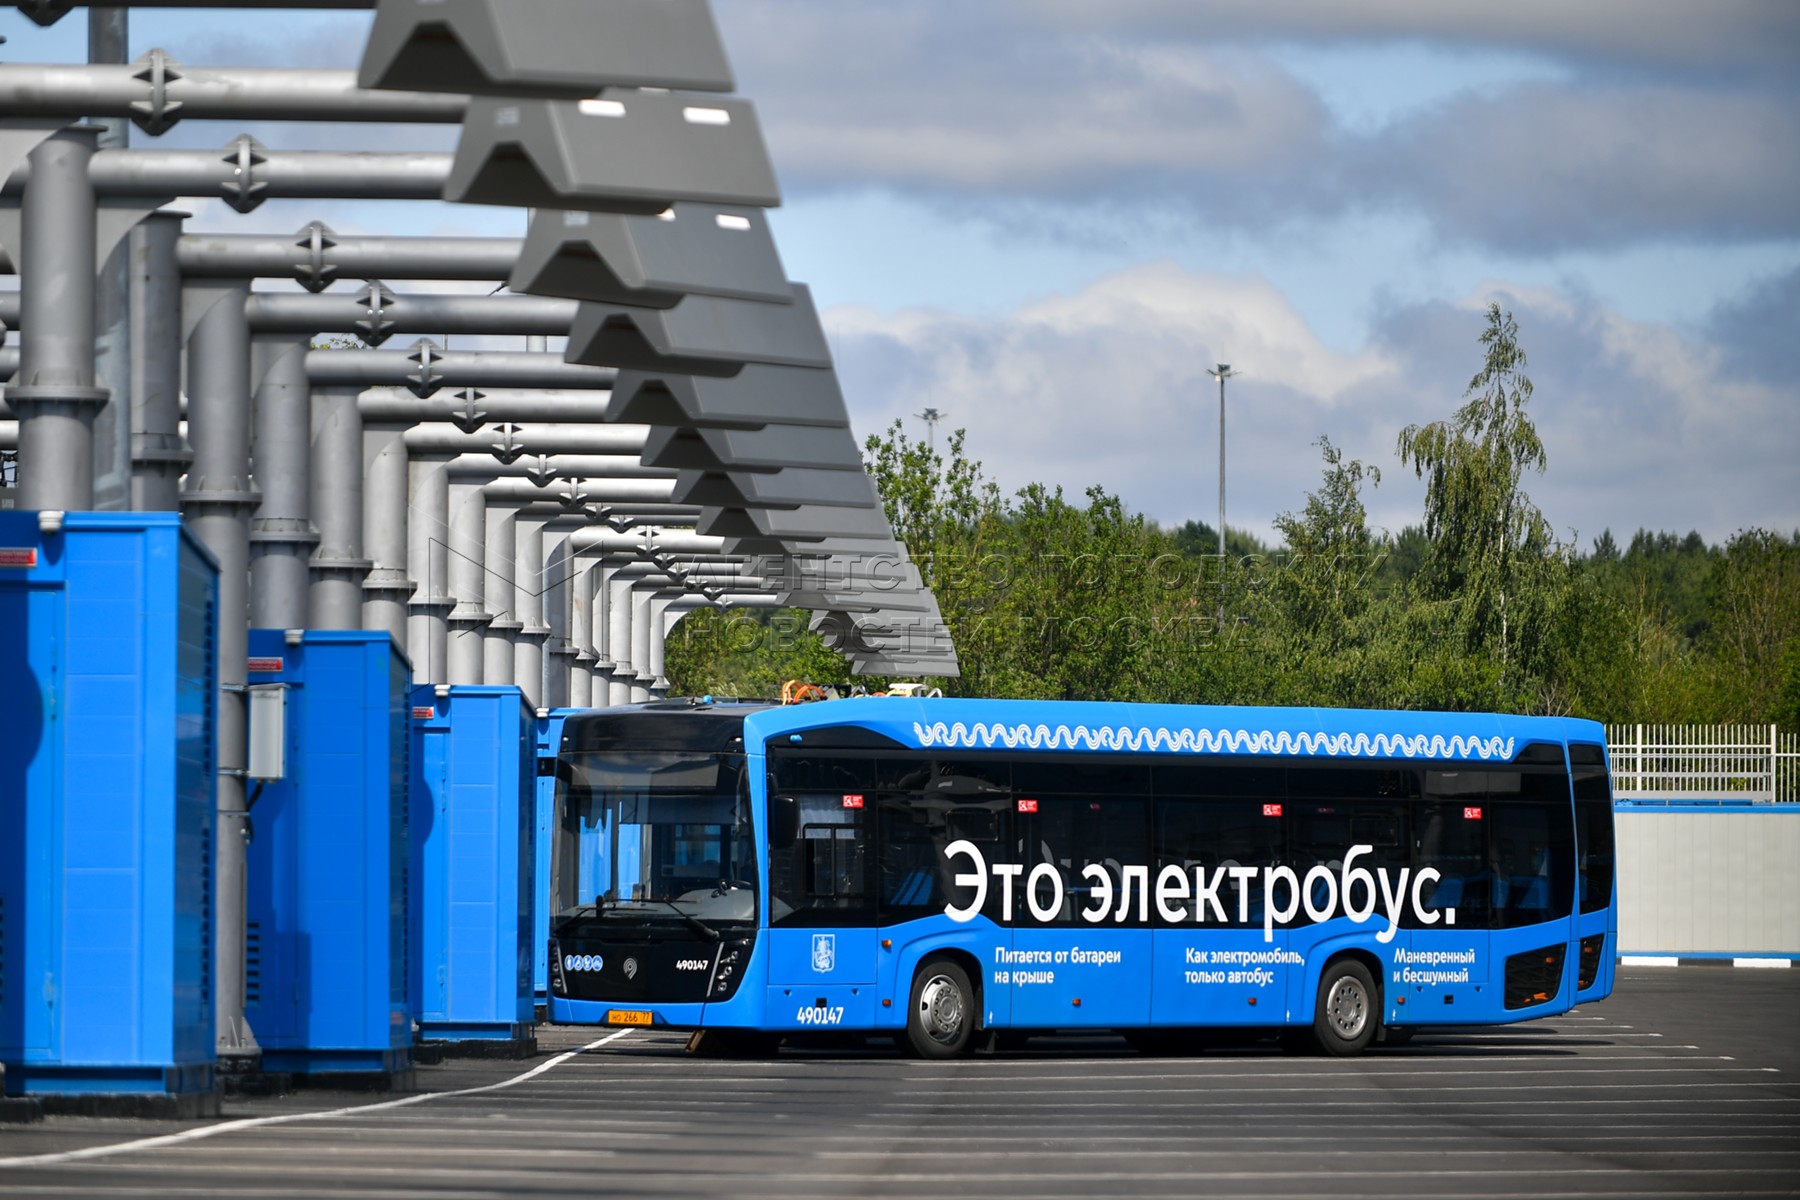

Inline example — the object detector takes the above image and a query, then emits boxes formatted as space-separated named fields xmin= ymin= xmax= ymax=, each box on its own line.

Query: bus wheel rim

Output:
xmin=1326 ymin=976 xmax=1368 ymax=1039
xmin=918 ymin=974 xmax=964 ymax=1042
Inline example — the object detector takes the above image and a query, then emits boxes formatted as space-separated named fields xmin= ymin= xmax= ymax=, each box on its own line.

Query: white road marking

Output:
xmin=0 ymin=1030 xmax=634 ymax=1169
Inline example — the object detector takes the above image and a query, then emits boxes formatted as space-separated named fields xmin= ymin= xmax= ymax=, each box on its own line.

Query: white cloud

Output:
xmin=1014 ymin=0 xmax=1800 ymax=74
xmin=718 ymin=1 xmax=1800 ymax=253
xmin=828 ymin=264 xmax=1799 ymax=546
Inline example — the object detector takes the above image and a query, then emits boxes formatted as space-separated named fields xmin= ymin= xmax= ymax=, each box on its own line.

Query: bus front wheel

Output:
xmin=906 ymin=958 xmax=975 ymax=1059
xmin=1311 ymin=959 xmax=1379 ymax=1057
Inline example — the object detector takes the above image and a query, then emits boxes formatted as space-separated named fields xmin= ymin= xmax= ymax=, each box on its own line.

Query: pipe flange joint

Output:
xmin=129 ymin=49 xmax=186 ymax=136
xmin=357 ymin=281 xmax=398 ymax=347
xmin=406 ymin=339 xmax=445 ymax=398
xmin=248 ymin=526 xmax=323 ymax=551
xmin=293 ymin=221 xmax=340 ymax=293
xmin=407 ymin=593 xmax=457 ymax=616
xmin=180 ymin=485 xmax=263 ymax=514
xmin=220 ymin=135 xmax=270 ymax=214
xmin=448 ymin=611 xmax=494 ymax=632
xmin=361 ymin=572 xmax=417 ymax=600
xmin=4 ymin=384 xmax=110 ymax=415
xmin=308 ymin=554 xmax=374 ymax=578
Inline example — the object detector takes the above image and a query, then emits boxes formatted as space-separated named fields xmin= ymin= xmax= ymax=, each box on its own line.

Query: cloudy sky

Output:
xmin=4 ymin=1 xmax=1795 ymax=547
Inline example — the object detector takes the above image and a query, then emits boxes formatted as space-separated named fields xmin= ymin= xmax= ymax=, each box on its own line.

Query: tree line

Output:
xmin=665 ymin=305 xmax=1800 ymax=729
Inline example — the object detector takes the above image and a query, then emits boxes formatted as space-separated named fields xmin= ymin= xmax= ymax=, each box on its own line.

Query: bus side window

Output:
xmin=769 ymin=792 xmax=874 ymax=927
xmin=1017 ymin=793 xmax=1151 ymax=926
xmin=1411 ymin=800 xmax=1491 ymax=928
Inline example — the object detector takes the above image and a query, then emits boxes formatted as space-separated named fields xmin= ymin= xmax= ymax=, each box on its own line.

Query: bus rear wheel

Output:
xmin=1311 ymin=959 xmax=1379 ymax=1057
xmin=906 ymin=958 xmax=975 ymax=1059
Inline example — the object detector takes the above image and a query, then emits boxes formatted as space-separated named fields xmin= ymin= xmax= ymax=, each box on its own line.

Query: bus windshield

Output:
xmin=551 ymin=750 xmax=757 ymax=930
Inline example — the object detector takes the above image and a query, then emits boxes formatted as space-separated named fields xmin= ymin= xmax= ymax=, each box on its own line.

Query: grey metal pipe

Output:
xmin=541 ymin=535 xmax=574 ymax=710
xmin=402 ymin=424 xmax=648 ymax=455
xmin=482 ymin=505 xmax=518 ymax=685
xmin=407 ymin=453 xmax=452 ymax=684
xmin=445 ymin=456 xmax=672 ymax=485
xmin=129 ymin=210 xmax=189 ymax=511
xmin=178 ymin=229 xmax=518 ymax=287
xmin=0 ymin=230 xmax=523 ymax=282
xmin=313 ymin=355 xmax=615 ymax=394
xmin=309 ymin=386 xmax=369 ymax=629
xmin=587 ymin=557 xmax=620 ymax=688
xmin=567 ymin=556 xmax=596 ymax=708
xmin=247 ymin=291 xmax=577 ymax=340
xmin=445 ymin=479 xmax=489 ymax=685
xmin=631 ymin=587 xmax=660 ymax=701
xmin=19 ymin=0 xmax=375 ymax=19
xmin=643 ymin=593 xmax=680 ymax=695
xmin=605 ymin=569 xmax=643 ymax=705
xmin=360 ymin=420 xmax=413 ymax=648
xmin=514 ymin=517 xmax=550 ymax=707
xmin=565 ymin=527 xmax=731 ymax=555
xmin=0 ymin=62 xmax=467 ymax=127
xmin=5 ymin=148 xmax=452 ymax=202
xmin=179 ymin=281 xmax=260 ymax=1064
xmin=476 ymin=477 xmax=685 ymax=505
xmin=89 ymin=9 xmax=131 ymax=513
xmin=249 ymin=336 xmax=316 ymax=629
xmin=10 ymin=127 xmax=108 ymax=511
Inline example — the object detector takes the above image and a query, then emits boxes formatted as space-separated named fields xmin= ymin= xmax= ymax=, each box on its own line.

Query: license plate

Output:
xmin=606 ymin=1009 xmax=653 ymax=1027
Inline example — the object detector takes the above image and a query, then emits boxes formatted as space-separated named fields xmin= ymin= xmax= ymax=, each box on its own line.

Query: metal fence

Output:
xmin=1605 ymin=723 xmax=1799 ymax=804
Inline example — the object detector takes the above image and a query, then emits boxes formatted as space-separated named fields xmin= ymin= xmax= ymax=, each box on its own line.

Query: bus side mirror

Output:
xmin=771 ymin=795 xmax=799 ymax=849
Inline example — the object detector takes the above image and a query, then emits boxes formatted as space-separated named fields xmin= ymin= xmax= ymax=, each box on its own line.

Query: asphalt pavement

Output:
xmin=2 ymin=966 xmax=1796 ymax=1198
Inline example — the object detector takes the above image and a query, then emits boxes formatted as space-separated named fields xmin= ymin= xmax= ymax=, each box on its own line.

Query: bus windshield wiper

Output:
xmin=648 ymin=898 xmax=719 ymax=940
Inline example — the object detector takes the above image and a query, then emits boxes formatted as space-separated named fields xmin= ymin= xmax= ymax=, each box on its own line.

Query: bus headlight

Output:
xmin=549 ymin=940 xmax=567 ymax=995
xmin=711 ymin=939 xmax=750 ymax=999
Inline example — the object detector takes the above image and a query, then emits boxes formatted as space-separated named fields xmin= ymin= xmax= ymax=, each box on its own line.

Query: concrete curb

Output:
xmin=1620 ymin=955 xmax=1794 ymax=968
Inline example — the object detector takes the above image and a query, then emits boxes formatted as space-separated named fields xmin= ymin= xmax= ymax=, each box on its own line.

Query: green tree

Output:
xmin=1702 ymin=529 xmax=1800 ymax=723
xmin=662 ymin=606 xmax=852 ymax=698
xmin=1397 ymin=303 xmax=1562 ymax=698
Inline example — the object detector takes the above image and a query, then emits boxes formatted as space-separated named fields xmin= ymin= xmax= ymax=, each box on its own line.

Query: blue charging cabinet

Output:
xmin=409 ymin=685 xmax=535 ymax=1048
xmin=0 ymin=513 xmax=218 ymax=1107
xmin=244 ymin=629 xmax=412 ymax=1082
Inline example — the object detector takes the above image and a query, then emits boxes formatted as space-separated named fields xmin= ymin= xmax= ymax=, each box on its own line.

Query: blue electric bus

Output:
xmin=546 ymin=697 xmax=1617 ymax=1056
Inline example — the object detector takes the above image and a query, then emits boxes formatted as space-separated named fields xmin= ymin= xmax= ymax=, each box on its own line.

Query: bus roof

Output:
xmin=560 ymin=699 xmax=773 ymax=754
xmin=745 ymin=698 xmax=1605 ymax=763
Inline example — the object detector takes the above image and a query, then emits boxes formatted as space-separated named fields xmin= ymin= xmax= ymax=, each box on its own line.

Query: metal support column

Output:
xmin=630 ymin=587 xmax=657 ymax=703
xmin=566 ymin=556 xmax=595 ymax=708
xmin=249 ymin=336 xmax=317 ymax=629
xmin=541 ymin=532 xmax=574 ymax=711
xmin=129 ymin=210 xmax=190 ymax=510
xmin=361 ymin=420 xmax=414 ymax=649
xmin=445 ymin=479 xmax=490 ymax=684
xmin=10 ymin=127 xmax=109 ymax=511
xmin=606 ymin=570 xmax=637 ymax=706
xmin=89 ymin=7 xmax=131 ymax=511
xmin=513 ymin=517 xmax=549 ymax=707
xmin=180 ymin=281 xmax=261 ymax=1064
xmin=482 ymin=504 xmax=519 ymax=685
xmin=406 ymin=453 xmax=453 ymax=683
xmin=309 ymin=386 xmax=371 ymax=629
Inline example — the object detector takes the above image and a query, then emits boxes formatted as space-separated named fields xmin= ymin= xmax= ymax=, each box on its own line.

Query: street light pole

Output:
xmin=916 ymin=406 xmax=944 ymax=456
xmin=1206 ymin=363 xmax=1237 ymax=629
xmin=1206 ymin=364 xmax=1237 ymax=561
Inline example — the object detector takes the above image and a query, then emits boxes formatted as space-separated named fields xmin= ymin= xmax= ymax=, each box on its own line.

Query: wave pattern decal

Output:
xmin=910 ymin=721 xmax=1515 ymax=761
